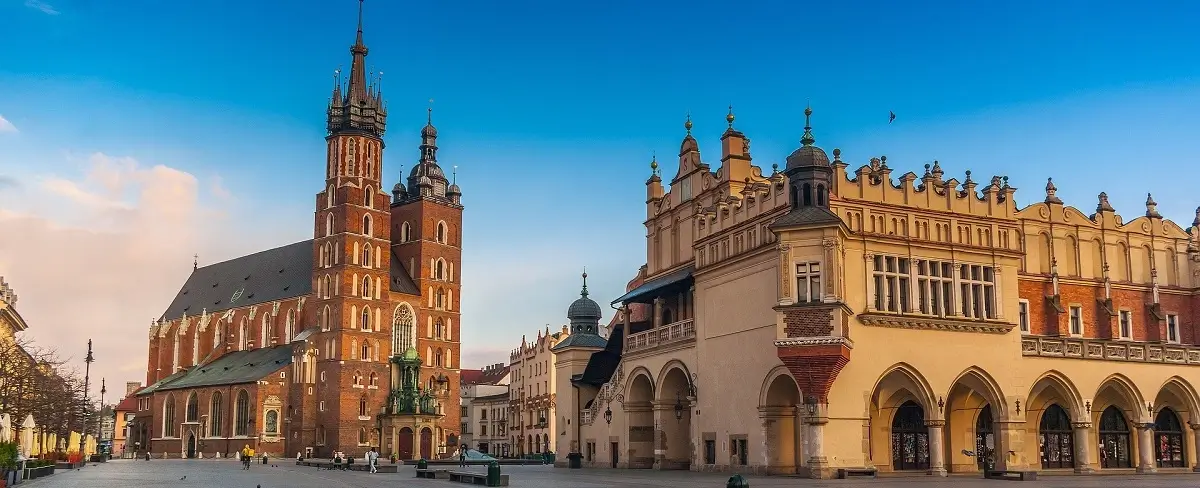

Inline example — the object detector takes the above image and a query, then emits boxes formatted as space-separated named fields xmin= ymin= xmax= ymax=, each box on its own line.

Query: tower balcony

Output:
xmin=625 ymin=318 xmax=696 ymax=355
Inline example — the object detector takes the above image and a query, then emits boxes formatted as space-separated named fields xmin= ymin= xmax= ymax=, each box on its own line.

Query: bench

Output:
xmin=985 ymin=470 xmax=1038 ymax=481
xmin=447 ymin=470 xmax=510 ymax=486
xmin=836 ymin=468 xmax=877 ymax=479
xmin=416 ymin=468 xmax=449 ymax=479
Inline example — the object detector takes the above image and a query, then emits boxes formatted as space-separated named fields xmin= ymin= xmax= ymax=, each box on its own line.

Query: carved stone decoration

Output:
xmin=222 ymin=309 xmax=235 ymax=322
xmin=248 ymin=306 xmax=258 ymax=321
xmin=272 ymin=301 xmax=280 ymax=317
xmin=297 ymin=296 xmax=306 ymax=311
xmin=199 ymin=308 xmax=211 ymax=332
xmin=778 ymin=244 xmax=792 ymax=301
xmin=857 ymin=313 xmax=1015 ymax=335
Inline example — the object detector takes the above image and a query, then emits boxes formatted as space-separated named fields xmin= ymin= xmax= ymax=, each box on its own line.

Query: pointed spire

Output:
xmin=355 ymin=0 xmax=365 ymax=46
xmin=580 ymin=268 xmax=589 ymax=298
xmin=800 ymin=105 xmax=815 ymax=147
xmin=452 ymin=165 xmax=457 ymax=185
xmin=193 ymin=254 xmax=198 ymax=270
xmin=346 ymin=0 xmax=370 ymax=103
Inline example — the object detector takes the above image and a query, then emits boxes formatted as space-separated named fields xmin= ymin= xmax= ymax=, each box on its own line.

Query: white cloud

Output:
xmin=24 ymin=0 xmax=59 ymax=15
xmin=0 ymin=152 xmax=280 ymax=398
xmin=0 ymin=115 xmax=17 ymax=133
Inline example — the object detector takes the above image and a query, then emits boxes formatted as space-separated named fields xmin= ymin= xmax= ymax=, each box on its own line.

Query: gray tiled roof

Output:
xmin=160 ymin=239 xmax=421 ymax=322
xmin=769 ymin=206 xmax=843 ymax=229
xmin=135 ymin=369 xmax=189 ymax=397
xmin=551 ymin=333 xmax=608 ymax=351
xmin=155 ymin=345 xmax=293 ymax=393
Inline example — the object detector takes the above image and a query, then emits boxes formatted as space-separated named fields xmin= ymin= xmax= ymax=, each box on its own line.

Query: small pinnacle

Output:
xmin=684 ymin=112 xmax=693 ymax=133
xmin=726 ymin=105 xmax=735 ymax=127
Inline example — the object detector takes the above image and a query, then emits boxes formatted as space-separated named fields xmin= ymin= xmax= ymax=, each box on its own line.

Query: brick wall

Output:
xmin=780 ymin=304 xmax=835 ymax=338
xmin=777 ymin=344 xmax=851 ymax=402
xmin=1019 ymin=278 xmax=1200 ymax=343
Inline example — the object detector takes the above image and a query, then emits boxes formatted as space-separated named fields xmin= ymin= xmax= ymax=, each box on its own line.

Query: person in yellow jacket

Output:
xmin=241 ymin=445 xmax=252 ymax=470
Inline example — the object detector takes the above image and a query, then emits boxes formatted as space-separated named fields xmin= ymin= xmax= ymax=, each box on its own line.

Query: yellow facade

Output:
xmin=557 ymin=109 xmax=1200 ymax=477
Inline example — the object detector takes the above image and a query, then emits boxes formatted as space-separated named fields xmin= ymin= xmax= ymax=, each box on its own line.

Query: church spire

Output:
xmin=326 ymin=0 xmax=387 ymax=138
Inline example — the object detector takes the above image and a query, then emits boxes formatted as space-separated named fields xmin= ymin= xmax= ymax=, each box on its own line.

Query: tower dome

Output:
xmin=567 ymin=272 xmax=603 ymax=321
xmin=784 ymin=106 xmax=830 ymax=170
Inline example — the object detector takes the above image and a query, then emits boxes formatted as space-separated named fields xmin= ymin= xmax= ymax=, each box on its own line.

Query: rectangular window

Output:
xmin=872 ymin=255 xmax=910 ymax=313
xmin=1018 ymin=299 xmax=1030 ymax=333
xmin=795 ymin=262 xmax=822 ymax=303
xmin=957 ymin=263 xmax=996 ymax=319
xmin=1069 ymin=306 xmax=1083 ymax=336
xmin=1168 ymin=314 xmax=1180 ymax=343
xmin=916 ymin=260 xmax=956 ymax=317
xmin=1119 ymin=310 xmax=1132 ymax=339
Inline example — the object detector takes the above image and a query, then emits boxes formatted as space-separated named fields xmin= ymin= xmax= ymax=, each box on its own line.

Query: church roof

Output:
xmin=551 ymin=333 xmax=608 ymax=351
xmin=769 ymin=206 xmax=843 ymax=229
xmin=160 ymin=239 xmax=420 ymax=322
xmin=151 ymin=345 xmax=293 ymax=393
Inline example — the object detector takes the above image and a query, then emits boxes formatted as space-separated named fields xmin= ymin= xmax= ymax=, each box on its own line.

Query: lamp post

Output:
xmin=603 ymin=406 xmax=612 ymax=424
xmin=674 ymin=394 xmax=684 ymax=421
xmin=79 ymin=340 xmax=94 ymax=456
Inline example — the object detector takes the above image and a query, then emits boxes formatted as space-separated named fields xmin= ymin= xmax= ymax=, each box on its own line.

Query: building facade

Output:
xmin=558 ymin=107 xmax=1200 ymax=477
xmin=459 ymin=364 xmax=509 ymax=453
xmin=132 ymin=3 xmax=464 ymax=460
xmin=472 ymin=392 xmax=511 ymax=456
xmin=510 ymin=326 xmax=572 ymax=456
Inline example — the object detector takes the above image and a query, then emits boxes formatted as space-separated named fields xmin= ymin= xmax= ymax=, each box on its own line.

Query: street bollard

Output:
xmin=486 ymin=461 xmax=501 ymax=487
xmin=726 ymin=473 xmax=749 ymax=488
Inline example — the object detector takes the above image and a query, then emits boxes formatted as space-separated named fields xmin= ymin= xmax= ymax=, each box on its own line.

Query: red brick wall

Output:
xmin=1018 ymin=277 xmax=1199 ymax=343
xmin=144 ymin=366 xmax=288 ymax=458
xmin=780 ymin=305 xmax=835 ymax=337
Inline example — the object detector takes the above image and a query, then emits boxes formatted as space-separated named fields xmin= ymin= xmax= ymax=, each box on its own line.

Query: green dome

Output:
xmin=403 ymin=347 xmax=420 ymax=361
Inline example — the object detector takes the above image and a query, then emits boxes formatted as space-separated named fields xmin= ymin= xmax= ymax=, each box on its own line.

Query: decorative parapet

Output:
xmin=625 ymin=319 xmax=696 ymax=354
xmin=1021 ymin=337 xmax=1200 ymax=365
xmin=774 ymin=336 xmax=854 ymax=348
xmin=858 ymin=313 xmax=1015 ymax=335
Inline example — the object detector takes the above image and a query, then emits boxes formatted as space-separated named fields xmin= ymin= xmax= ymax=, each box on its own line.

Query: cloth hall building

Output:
xmin=555 ymin=107 xmax=1200 ymax=477
xmin=131 ymin=3 xmax=465 ymax=460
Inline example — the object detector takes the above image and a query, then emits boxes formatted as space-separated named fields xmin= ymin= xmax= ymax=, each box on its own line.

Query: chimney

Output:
xmin=126 ymin=382 xmax=142 ymax=396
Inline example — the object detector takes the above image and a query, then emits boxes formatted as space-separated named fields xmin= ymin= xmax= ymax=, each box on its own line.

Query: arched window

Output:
xmin=327 ymin=184 xmax=335 ymax=208
xmin=369 ymin=372 xmax=378 ymax=387
xmin=361 ymin=340 xmax=371 ymax=361
xmin=209 ymin=392 xmax=222 ymax=437
xmin=890 ymin=400 xmax=928 ymax=471
xmin=816 ymin=184 xmax=826 ymax=206
xmin=351 ymin=339 xmax=359 ymax=359
xmin=393 ymin=305 xmax=416 ymax=354
xmin=975 ymin=405 xmax=994 ymax=469
xmin=359 ymin=395 xmax=369 ymax=417
xmin=1038 ymin=404 xmax=1074 ymax=469
xmin=359 ymin=427 xmax=368 ymax=444
xmin=238 ymin=319 xmax=249 ymax=350
xmin=171 ymin=331 xmax=180 ymax=372
xmin=321 ymin=305 xmax=331 ymax=332
xmin=362 ymin=244 xmax=371 ymax=268
xmin=347 ymin=139 xmax=357 ymax=176
xmin=353 ymin=371 xmax=362 ymax=386
xmin=436 ymin=221 xmax=447 ymax=243
xmin=802 ymin=183 xmax=813 ymax=207
xmin=285 ymin=310 xmax=295 ymax=343
xmin=265 ymin=410 xmax=279 ymax=434
xmin=1155 ymin=408 xmax=1186 ymax=468
xmin=163 ymin=394 xmax=177 ymax=437
xmin=234 ymin=390 xmax=250 ymax=436
xmin=436 ymin=288 xmax=445 ymax=309
xmin=1099 ymin=405 xmax=1132 ymax=468
xmin=260 ymin=315 xmax=270 ymax=348
xmin=185 ymin=392 xmax=198 ymax=422
xmin=401 ymin=222 xmax=411 ymax=242
xmin=435 ymin=259 xmax=445 ymax=280
xmin=436 ymin=318 xmax=444 ymax=339
xmin=213 ymin=321 xmax=223 ymax=350
xmin=364 ymin=186 xmax=373 ymax=208
xmin=435 ymin=348 xmax=443 ymax=367
xmin=326 ymin=213 xmax=334 ymax=237
xmin=362 ymin=215 xmax=372 ymax=237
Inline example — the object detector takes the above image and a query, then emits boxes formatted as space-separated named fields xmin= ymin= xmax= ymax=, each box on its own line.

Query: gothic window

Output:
xmin=353 ymin=371 xmax=362 ymax=386
xmin=234 ymin=390 xmax=250 ymax=436
xmin=362 ymin=244 xmax=371 ymax=268
xmin=192 ymin=327 xmax=199 ymax=366
xmin=351 ymin=339 xmax=359 ymax=359
xmin=363 ymin=214 xmax=372 ymax=236
xmin=265 ymin=410 xmax=279 ymax=434
xmin=359 ymin=395 xmax=369 ymax=417
xmin=1155 ymin=408 xmax=1186 ymax=468
xmin=1099 ymin=406 xmax=1132 ymax=468
xmin=435 ymin=348 xmax=444 ymax=367
xmin=361 ymin=340 xmax=371 ymax=361
xmin=1039 ymin=404 xmax=1074 ymax=469
xmin=327 ymin=184 xmax=335 ymax=208
xmin=436 ymin=318 xmax=444 ymax=340
xmin=401 ymin=222 xmax=411 ymax=242
xmin=435 ymin=259 xmax=445 ymax=280
xmin=209 ymin=392 xmax=222 ymax=437
xmin=890 ymin=400 xmax=928 ymax=471
xmin=364 ymin=186 xmax=373 ymax=208
xmin=359 ymin=427 xmax=368 ymax=444
xmin=260 ymin=315 xmax=270 ymax=348
xmin=326 ymin=213 xmax=334 ymax=237
xmin=321 ymin=305 xmax=331 ymax=332
xmin=393 ymin=305 xmax=415 ymax=354
xmin=213 ymin=321 xmax=222 ymax=350
xmin=285 ymin=310 xmax=295 ymax=343
xmin=437 ymin=221 xmax=447 ymax=244
xmin=347 ymin=139 xmax=357 ymax=176
xmin=163 ymin=394 xmax=177 ymax=437
xmin=239 ymin=319 xmax=249 ymax=350
xmin=436 ymin=288 xmax=446 ymax=309
xmin=369 ymin=372 xmax=378 ymax=387
xmin=362 ymin=276 xmax=371 ymax=298
xmin=186 ymin=392 xmax=198 ymax=422
xmin=172 ymin=331 xmax=180 ymax=372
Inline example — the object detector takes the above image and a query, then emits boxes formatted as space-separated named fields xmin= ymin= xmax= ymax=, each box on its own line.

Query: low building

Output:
xmin=114 ymin=395 xmax=137 ymax=456
xmin=510 ymin=324 xmax=571 ymax=456
xmin=459 ymin=363 xmax=509 ymax=452
xmin=472 ymin=392 xmax=510 ymax=456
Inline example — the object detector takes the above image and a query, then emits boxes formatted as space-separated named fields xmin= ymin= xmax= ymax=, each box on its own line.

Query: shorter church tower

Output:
xmin=552 ymin=272 xmax=608 ymax=463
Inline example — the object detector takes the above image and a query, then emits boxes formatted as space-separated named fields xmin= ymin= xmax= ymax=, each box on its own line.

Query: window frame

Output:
xmin=1118 ymin=310 xmax=1133 ymax=340
xmin=794 ymin=261 xmax=822 ymax=304
xmin=1069 ymin=305 xmax=1083 ymax=336
xmin=1018 ymin=299 xmax=1030 ymax=334
xmin=1167 ymin=314 xmax=1180 ymax=344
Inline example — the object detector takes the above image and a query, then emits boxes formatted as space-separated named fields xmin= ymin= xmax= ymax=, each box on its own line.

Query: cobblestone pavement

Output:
xmin=19 ymin=459 xmax=1200 ymax=487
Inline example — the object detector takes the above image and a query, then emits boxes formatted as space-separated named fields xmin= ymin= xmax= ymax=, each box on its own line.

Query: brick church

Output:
xmin=130 ymin=1 xmax=463 ymax=460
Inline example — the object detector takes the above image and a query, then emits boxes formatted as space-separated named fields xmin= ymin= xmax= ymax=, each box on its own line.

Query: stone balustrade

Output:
xmin=625 ymin=319 xmax=696 ymax=354
xmin=1021 ymin=336 xmax=1200 ymax=365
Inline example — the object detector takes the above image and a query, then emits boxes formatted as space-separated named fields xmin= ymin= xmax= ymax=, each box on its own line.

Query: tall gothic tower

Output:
xmin=300 ymin=0 xmax=394 ymax=453
xmin=389 ymin=105 xmax=465 ymax=447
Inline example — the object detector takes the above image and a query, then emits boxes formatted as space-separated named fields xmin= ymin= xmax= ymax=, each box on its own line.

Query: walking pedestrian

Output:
xmin=368 ymin=449 xmax=378 ymax=474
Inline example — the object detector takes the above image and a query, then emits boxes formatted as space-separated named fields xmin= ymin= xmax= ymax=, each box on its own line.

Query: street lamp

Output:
xmin=603 ymin=406 xmax=612 ymax=424
xmin=674 ymin=394 xmax=684 ymax=421
xmin=80 ymin=340 xmax=94 ymax=457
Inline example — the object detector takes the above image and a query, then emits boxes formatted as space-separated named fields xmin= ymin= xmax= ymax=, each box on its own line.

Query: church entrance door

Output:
xmin=186 ymin=433 xmax=196 ymax=459
xmin=420 ymin=427 xmax=433 ymax=459
xmin=398 ymin=427 xmax=414 ymax=460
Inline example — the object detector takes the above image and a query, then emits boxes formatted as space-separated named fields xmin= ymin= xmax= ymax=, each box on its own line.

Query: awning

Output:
xmin=610 ymin=265 xmax=695 ymax=306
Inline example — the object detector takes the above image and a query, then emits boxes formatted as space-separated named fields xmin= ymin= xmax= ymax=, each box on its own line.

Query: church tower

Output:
xmin=389 ymin=97 xmax=465 ymax=449
xmin=302 ymin=0 xmax=394 ymax=454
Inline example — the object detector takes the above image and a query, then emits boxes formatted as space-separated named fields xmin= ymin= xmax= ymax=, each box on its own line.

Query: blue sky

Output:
xmin=2 ymin=0 xmax=1200 ymax=388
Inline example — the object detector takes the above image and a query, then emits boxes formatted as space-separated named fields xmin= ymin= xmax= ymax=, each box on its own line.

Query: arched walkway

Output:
xmin=624 ymin=372 xmax=654 ymax=469
xmin=655 ymin=365 xmax=692 ymax=470
xmin=1098 ymin=406 xmax=1132 ymax=468
xmin=1153 ymin=408 xmax=1186 ymax=468
xmin=944 ymin=367 xmax=1006 ymax=472
xmin=868 ymin=364 xmax=940 ymax=474
xmin=1093 ymin=375 xmax=1145 ymax=471
xmin=759 ymin=368 xmax=803 ymax=474
xmin=1152 ymin=377 xmax=1199 ymax=469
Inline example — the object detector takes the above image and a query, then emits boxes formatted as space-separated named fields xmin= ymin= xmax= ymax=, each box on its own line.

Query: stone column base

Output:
xmin=1136 ymin=465 xmax=1158 ymax=474
xmin=928 ymin=467 xmax=948 ymax=477
xmin=1074 ymin=465 xmax=1095 ymax=474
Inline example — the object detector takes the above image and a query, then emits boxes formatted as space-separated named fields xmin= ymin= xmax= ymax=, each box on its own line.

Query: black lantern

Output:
xmin=674 ymin=394 xmax=684 ymax=421
xmin=603 ymin=406 xmax=612 ymax=424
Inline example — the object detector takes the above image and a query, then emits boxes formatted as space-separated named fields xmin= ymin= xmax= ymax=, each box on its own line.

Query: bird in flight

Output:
xmin=889 ymin=111 xmax=896 ymax=124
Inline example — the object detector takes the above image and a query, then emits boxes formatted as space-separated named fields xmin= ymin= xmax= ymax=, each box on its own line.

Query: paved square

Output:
xmin=20 ymin=459 xmax=1200 ymax=487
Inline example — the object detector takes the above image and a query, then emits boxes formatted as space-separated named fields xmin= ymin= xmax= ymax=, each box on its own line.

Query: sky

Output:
xmin=2 ymin=0 xmax=1200 ymax=401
